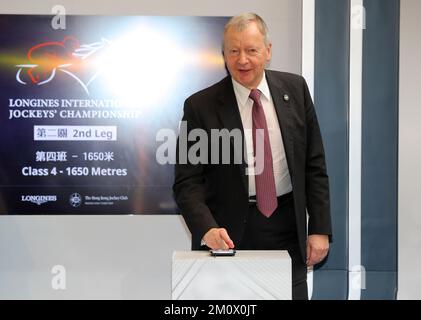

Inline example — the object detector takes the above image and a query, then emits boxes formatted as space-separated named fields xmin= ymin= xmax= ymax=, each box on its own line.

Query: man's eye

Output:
xmin=229 ymin=49 xmax=239 ymax=55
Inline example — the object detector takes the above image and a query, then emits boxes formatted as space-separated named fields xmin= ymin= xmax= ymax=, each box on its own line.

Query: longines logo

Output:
xmin=21 ymin=195 xmax=57 ymax=205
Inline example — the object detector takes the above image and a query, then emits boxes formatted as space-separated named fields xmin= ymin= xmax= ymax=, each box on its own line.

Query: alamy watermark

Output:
xmin=51 ymin=264 xmax=66 ymax=290
xmin=156 ymin=121 xmax=266 ymax=175
xmin=350 ymin=264 xmax=366 ymax=290
xmin=51 ymin=5 xmax=66 ymax=30
xmin=351 ymin=4 xmax=366 ymax=30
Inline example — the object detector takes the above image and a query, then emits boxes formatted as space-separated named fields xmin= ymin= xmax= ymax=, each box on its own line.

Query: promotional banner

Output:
xmin=0 ymin=15 xmax=228 ymax=214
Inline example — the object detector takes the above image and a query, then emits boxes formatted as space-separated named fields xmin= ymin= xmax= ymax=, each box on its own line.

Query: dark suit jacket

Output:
xmin=173 ymin=70 xmax=332 ymax=262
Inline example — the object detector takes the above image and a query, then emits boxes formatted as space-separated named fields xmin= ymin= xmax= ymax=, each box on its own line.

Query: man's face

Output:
xmin=223 ymin=22 xmax=272 ymax=90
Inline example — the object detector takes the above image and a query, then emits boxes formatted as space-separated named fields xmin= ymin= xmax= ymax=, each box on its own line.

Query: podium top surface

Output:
xmin=173 ymin=250 xmax=290 ymax=260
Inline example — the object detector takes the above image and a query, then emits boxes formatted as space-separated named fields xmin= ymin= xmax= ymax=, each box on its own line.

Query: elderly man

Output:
xmin=173 ymin=13 xmax=332 ymax=300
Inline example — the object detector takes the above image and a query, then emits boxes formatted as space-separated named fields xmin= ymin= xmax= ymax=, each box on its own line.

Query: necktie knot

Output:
xmin=249 ymin=89 xmax=261 ymax=104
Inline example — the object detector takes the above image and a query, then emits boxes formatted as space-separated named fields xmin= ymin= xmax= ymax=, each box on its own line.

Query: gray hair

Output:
xmin=223 ymin=13 xmax=271 ymax=47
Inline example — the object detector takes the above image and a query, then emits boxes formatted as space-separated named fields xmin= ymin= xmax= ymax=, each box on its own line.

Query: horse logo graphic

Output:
xmin=15 ymin=36 xmax=111 ymax=95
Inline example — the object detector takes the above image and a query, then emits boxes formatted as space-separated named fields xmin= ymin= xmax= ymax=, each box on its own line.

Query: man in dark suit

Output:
xmin=173 ymin=13 xmax=332 ymax=300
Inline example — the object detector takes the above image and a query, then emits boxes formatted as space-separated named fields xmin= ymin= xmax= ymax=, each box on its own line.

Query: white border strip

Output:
xmin=302 ymin=0 xmax=315 ymax=300
xmin=348 ymin=0 xmax=363 ymax=300
xmin=302 ymin=0 xmax=315 ymax=97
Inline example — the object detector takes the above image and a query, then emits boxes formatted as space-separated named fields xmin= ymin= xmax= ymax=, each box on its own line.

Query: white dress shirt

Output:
xmin=232 ymin=73 xmax=292 ymax=197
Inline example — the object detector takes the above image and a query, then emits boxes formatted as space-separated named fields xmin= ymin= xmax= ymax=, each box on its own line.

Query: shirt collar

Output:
xmin=231 ymin=71 xmax=271 ymax=106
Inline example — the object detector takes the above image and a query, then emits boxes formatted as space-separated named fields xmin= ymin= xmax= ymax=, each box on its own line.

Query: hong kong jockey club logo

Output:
xmin=69 ymin=193 xmax=82 ymax=207
xmin=15 ymin=36 xmax=111 ymax=95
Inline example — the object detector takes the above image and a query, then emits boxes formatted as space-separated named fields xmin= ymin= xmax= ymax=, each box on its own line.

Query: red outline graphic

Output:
xmin=15 ymin=36 xmax=111 ymax=95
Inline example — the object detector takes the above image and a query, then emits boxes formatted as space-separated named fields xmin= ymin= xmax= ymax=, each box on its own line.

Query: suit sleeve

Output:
xmin=302 ymin=77 xmax=332 ymax=237
xmin=173 ymin=98 xmax=219 ymax=244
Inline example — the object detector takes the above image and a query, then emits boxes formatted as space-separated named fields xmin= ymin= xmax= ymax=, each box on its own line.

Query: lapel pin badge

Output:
xmin=283 ymin=94 xmax=290 ymax=102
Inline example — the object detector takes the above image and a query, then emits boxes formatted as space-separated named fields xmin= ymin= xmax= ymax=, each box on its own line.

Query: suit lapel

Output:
xmin=266 ymin=71 xmax=295 ymax=175
xmin=215 ymin=77 xmax=248 ymax=193
xmin=215 ymin=78 xmax=244 ymax=133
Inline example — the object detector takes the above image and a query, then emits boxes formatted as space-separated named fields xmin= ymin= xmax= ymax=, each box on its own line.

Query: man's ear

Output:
xmin=266 ymin=43 xmax=272 ymax=62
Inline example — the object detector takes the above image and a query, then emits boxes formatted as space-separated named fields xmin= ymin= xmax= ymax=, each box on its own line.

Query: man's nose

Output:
xmin=238 ymin=51 xmax=248 ymax=64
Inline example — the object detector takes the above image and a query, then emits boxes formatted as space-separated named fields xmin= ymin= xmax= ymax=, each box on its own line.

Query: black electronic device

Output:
xmin=210 ymin=249 xmax=236 ymax=256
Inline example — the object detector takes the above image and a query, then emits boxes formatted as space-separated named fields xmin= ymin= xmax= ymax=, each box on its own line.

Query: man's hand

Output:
xmin=306 ymin=234 xmax=329 ymax=266
xmin=203 ymin=228 xmax=235 ymax=250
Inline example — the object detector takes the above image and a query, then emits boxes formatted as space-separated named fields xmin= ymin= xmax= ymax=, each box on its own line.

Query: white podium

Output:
xmin=172 ymin=250 xmax=291 ymax=300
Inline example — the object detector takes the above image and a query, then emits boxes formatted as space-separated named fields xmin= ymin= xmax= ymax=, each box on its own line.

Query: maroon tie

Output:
xmin=249 ymin=89 xmax=277 ymax=217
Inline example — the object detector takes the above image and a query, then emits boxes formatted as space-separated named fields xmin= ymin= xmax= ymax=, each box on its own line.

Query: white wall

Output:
xmin=0 ymin=215 xmax=190 ymax=299
xmin=0 ymin=0 xmax=302 ymax=299
xmin=398 ymin=0 xmax=421 ymax=300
